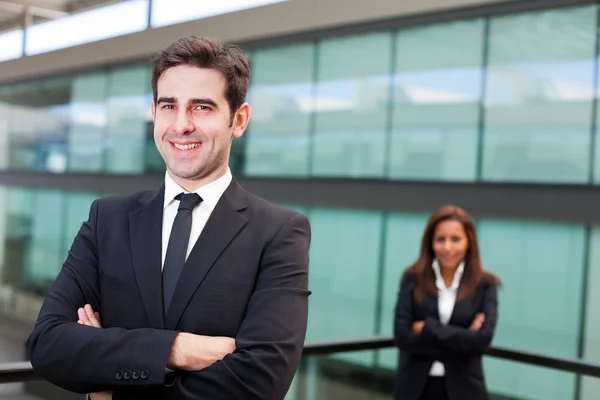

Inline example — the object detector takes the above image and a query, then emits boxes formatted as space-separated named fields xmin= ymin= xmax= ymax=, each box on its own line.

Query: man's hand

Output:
xmin=78 ymin=304 xmax=102 ymax=328
xmin=89 ymin=392 xmax=113 ymax=400
xmin=412 ymin=320 xmax=424 ymax=335
xmin=469 ymin=313 xmax=485 ymax=331
xmin=167 ymin=333 xmax=236 ymax=371
xmin=78 ymin=304 xmax=236 ymax=372
xmin=77 ymin=305 xmax=112 ymax=400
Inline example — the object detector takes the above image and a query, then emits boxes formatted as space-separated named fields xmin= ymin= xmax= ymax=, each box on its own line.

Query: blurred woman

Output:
xmin=393 ymin=205 xmax=500 ymax=400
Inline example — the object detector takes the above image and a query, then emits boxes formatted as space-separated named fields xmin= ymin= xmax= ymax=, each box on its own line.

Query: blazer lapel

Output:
xmin=165 ymin=179 xmax=249 ymax=329
xmin=129 ymin=186 xmax=165 ymax=329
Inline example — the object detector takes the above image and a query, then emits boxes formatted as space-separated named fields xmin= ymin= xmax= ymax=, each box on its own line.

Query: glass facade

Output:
xmin=1 ymin=2 xmax=600 ymax=400
xmin=0 ymin=185 xmax=596 ymax=399
xmin=0 ymin=4 xmax=599 ymax=184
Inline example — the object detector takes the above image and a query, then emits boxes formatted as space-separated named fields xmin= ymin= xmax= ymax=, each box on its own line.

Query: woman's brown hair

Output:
xmin=402 ymin=205 xmax=500 ymax=303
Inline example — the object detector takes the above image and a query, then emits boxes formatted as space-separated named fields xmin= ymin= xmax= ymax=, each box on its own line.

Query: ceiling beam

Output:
xmin=0 ymin=0 xmax=66 ymax=12
xmin=0 ymin=1 xmax=67 ymax=19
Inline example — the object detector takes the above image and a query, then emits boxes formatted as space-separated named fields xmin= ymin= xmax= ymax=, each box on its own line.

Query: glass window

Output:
xmin=245 ymin=43 xmax=315 ymax=177
xmin=22 ymin=190 xmax=66 ymax=295
xmin=0 ymin=187 xmax=33 ymax=295
xmin=26 ymin=0 xmax=149 ymax=55
xmin=389 ymin=19 xmax=485 ymax=181
xmin=105 ymin=65 xmax=152 ymax=174
xmin=377 ymin=213 xmax=429 ymax=369
xmin=478 ymin=219 xmax=585 ymax=400
xmin=482 ymin=5 xmax=597 ymax=183
xmin=3 ymin=79 xmax=72 ymax=172
xmin=0 ymin=87 xmax=11 ymax=170
xmin=68 ymin=72 xmax=108 ymax=172
xmin=312 ymin=32 xmax=392 ymax=178
xmin=582 ymin=227 xmax=600 ymax=399
xmin=306 ymin=208 xmax=383 ymax=366
xmin=62 ymin=193 xmax=99 ymax=257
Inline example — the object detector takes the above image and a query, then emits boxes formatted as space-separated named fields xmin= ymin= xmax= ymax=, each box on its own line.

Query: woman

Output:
xmin=393 ymin=205 xmax=500 ymax=400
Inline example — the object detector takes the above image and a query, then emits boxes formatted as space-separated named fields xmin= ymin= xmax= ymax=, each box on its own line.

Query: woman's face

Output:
xmin=432 ymin=219 xmax=468 ymax=271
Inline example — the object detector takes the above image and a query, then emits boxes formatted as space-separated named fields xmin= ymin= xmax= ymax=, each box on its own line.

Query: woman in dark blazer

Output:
xmin=393 ymin=205 xmax=500 ymax=400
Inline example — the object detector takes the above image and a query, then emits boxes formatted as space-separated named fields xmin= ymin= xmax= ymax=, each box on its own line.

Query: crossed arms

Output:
xmin=26 ymin=200 xmax=311 ymax=400
xmin=394 ymin=275 xmax=498 ymax=358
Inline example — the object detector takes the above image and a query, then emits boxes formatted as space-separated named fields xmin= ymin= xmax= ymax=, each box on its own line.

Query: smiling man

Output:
xmin=26 ymin=36 xmax=311 ymax=400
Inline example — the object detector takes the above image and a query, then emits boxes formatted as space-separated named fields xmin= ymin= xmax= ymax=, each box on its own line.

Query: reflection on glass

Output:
xmin=307 ymin=208 xmax=383 ymax=366
xmin=245 ymin=43 xmax=314 ymax=177
xmin=389 ymin=19 xmax=484 ymax=181
xmin=1 ymin=79 xmax=72 ymax=172
xmin=378 ymin=213 xmax=428 ymax=369
xmin=482 ymin=5 xmax=597 ymax=183
xmin=0 ymin=186 xmax=98 ymax=324
xmin=312 ymin=32 xmax=392 ymax=178
xmin=478 ymin=219 xmax=585 ymax=399
xmin=68 ymin=72 xmax=108 ymax=172
xmin=106 ymin=65 xmax=152 ymax=174
xmin=582 ymin=228 xmax=600 ymax=399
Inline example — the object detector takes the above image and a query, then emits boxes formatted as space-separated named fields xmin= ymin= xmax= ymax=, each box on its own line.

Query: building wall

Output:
xmin=1 ymin=0 xmax=600 ymax=399
xmin=1 ymin=0 xmax=509 ymax=84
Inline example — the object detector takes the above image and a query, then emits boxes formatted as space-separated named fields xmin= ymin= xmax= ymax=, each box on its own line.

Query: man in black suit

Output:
xmin=26 ymin=35 xmax=311 ymax=400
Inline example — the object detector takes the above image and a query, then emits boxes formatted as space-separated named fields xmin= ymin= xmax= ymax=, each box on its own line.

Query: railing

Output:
xmin=2 ymin=336 xmax=600 ymax=384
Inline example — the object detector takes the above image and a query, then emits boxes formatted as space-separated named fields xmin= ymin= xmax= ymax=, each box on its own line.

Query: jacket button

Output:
xmin=115 ymin=371 xmax=124 ymax=380
xmin=123 ymin=370 xmax=132 ymax=380
xmin=132 ymin=370 xmax=140 ymax=380
xmin=141 ymin=369 xmax=149 ymax=379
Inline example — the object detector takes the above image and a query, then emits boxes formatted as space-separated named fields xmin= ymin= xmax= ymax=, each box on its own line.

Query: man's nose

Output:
xmin=172 ymin=110 xmax=194 ymax=134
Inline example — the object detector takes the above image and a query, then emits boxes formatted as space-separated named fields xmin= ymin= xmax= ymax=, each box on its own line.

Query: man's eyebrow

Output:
xmin=156 ymin=96 xmax=176 ymax=104
xmin=191 ymin=98 xmax=218 ymax=108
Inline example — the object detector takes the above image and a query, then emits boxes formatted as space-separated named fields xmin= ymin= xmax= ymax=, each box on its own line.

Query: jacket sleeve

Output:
xmin=421 ymin=280 xmax=498 ymax=355
xmin=164 ymin=213 xmax=311 ymax=400
xmin=394 ymin=274 xmax=446 ymax=358
xmin=26 ymin=200 xmax=179 ymax=394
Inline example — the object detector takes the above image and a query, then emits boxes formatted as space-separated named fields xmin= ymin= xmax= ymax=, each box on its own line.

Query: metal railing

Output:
xmin=2 ymin=336 xmax=600 ymax=384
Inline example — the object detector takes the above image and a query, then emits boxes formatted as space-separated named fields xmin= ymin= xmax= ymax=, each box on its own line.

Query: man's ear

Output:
xmin=231 ymin=103 xmax=251 ymax=139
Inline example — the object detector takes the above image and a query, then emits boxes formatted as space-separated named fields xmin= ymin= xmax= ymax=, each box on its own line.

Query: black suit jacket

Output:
xmin=393 ymin=272 xmax=498 ymax=400
xmin=26 ymin=179 xmax=311 ymax=400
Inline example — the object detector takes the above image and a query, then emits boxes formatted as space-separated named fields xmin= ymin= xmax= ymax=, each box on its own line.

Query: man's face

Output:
xmin=151 ymin=65 xmax=249 ymax=189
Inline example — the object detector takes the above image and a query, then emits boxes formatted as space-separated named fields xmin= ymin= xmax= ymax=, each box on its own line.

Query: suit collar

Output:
xmin=163 ymin=168 xmax=233 ymax=210
xmin=432 ymin=259 xmax=464 ymax=291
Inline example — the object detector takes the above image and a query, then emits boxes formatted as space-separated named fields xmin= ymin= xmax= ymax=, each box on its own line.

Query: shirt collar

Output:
xmin=163 ymin=167 xmax=232 ymax=210
xmin=432 ymin=259 xmax=465 ymax=291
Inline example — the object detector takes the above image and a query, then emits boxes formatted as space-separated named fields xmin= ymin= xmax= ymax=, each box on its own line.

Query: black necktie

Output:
xmin=162 ymin=192 xmax=202 ymax=315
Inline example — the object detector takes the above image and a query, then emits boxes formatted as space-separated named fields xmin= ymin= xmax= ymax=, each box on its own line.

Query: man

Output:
xmin=26 ymin=35 xmax=311 ymax=400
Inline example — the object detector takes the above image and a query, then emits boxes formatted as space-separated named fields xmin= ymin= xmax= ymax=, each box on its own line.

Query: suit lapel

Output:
xmin=129 ymin=186 xmax=165 ymax=329
xmin=449 ymin=272 xmax=468 ymax=324
xmin=165 ymin=179 xmax=249 ymax=329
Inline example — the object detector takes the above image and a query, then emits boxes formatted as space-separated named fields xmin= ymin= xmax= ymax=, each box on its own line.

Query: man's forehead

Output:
xmin=157 ymin=66 xmax=226 ymax=99
xmin=159 ymin=65 xmax=225 ymax=85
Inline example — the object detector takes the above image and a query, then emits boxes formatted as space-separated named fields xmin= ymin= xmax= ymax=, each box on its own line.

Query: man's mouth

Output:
xmin=172 ymin=142 xmax=200 ymax=151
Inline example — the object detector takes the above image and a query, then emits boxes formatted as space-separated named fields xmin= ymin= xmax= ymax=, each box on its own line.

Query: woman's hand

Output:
xmin=412 ymin=321 xmax=424 ymax=335
xmin=469 ymin=313 xmax=485 ymax=331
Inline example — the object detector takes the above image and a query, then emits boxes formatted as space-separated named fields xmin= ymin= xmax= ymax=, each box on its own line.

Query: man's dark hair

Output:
xmin=151 ymin=35 xmax=250 ymax=120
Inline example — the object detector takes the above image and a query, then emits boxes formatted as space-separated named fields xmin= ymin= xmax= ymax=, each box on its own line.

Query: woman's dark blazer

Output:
xmin=393 ymin=271 xmax=499 ymax=400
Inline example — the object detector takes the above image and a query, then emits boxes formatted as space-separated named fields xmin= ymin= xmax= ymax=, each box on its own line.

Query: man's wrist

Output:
xmin=167 ymin=333 xmax=187 ymax=370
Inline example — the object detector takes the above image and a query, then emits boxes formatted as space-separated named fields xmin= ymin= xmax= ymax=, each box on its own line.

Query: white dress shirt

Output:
xmin=161 ymin=168 xmax=232 ymax=270
xmin=429 ymin=258 xmax=465 ymax=376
